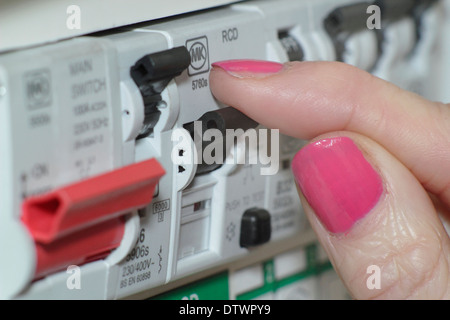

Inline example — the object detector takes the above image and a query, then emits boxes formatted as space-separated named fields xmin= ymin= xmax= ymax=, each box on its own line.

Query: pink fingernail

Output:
xmin=211 ymin=59 xmax=284 ymax=78
xmin=292 ymin=137 xmax=383 ymax=233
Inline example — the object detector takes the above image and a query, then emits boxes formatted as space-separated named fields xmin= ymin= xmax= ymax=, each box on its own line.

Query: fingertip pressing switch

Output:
xmin=239 ymin=208 xmax=271 ymax=248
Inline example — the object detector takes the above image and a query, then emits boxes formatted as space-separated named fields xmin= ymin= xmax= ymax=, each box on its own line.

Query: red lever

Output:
xmin=21 ymin=158 xmax=165 ymax=278
xmin=22 ymin=158 xmax=165 ymax=243
xmin=34 ymin=217 xmax=125 ymax=279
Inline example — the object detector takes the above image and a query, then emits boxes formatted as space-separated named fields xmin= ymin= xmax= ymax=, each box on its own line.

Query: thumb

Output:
xmin=292 ymin=133 xmax=450 ymax=299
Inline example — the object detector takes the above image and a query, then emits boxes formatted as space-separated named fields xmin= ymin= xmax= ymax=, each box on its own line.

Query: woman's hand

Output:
xmin=209 ymin=59 xmax=450 ymax=299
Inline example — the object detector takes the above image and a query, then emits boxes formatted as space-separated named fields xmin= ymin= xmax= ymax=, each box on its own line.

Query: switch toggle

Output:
xmin=324 ymin=2 xmax=380 ymax=70
xmin=278 ymin=30 xmax=304 ymax=61
xmin=239 ymin=207 xmax=271 ymax=248
xmin=130 ymin=46 xmax=190 ymax=139
xmin=184 ymin=107 xmax=259 ymax=175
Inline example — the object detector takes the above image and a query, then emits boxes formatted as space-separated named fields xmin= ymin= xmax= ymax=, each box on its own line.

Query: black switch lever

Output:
xmin=183 ymin=107 xmax=259 ymax=175
xmin=240 ymin=207 xmax=271 ymax=248
xmin=130 ymin=46 xmax=190 ymax=139
xmin=324 ymin=2 xmax=376 ymax=64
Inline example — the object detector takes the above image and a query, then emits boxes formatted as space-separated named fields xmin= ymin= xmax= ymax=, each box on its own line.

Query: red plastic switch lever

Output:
xmin=34 ymin=218 xmax=125 ymax=279
xmin=21 ymin=158 xmax=165 ymax=278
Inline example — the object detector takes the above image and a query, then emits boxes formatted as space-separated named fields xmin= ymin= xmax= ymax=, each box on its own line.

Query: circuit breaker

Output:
xmin=0 ymin=0 xmax=448 ymax=300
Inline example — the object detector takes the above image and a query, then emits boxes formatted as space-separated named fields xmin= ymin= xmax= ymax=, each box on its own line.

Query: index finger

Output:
xmin=209 ymin=60 xmax=450 ymax=206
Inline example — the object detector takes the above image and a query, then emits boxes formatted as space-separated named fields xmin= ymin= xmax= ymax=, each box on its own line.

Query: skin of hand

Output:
xmin=208 ymin=59 xmax=450 ymax=299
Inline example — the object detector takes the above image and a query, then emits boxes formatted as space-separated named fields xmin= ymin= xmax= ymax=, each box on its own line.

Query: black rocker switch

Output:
xmin=240 ymin=207 xmax=271 ymax=248
xmin=183 ymin=107 xmax=259 ymax=175
xmin=130 ymin=46 xmax=190 ymax=139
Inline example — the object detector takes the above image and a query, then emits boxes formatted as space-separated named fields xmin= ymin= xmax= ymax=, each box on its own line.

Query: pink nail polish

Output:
xmin=211 ymin=59 xmax=284 ymax=77
xmin=292 ymin=137 xmax=383 ymax=233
